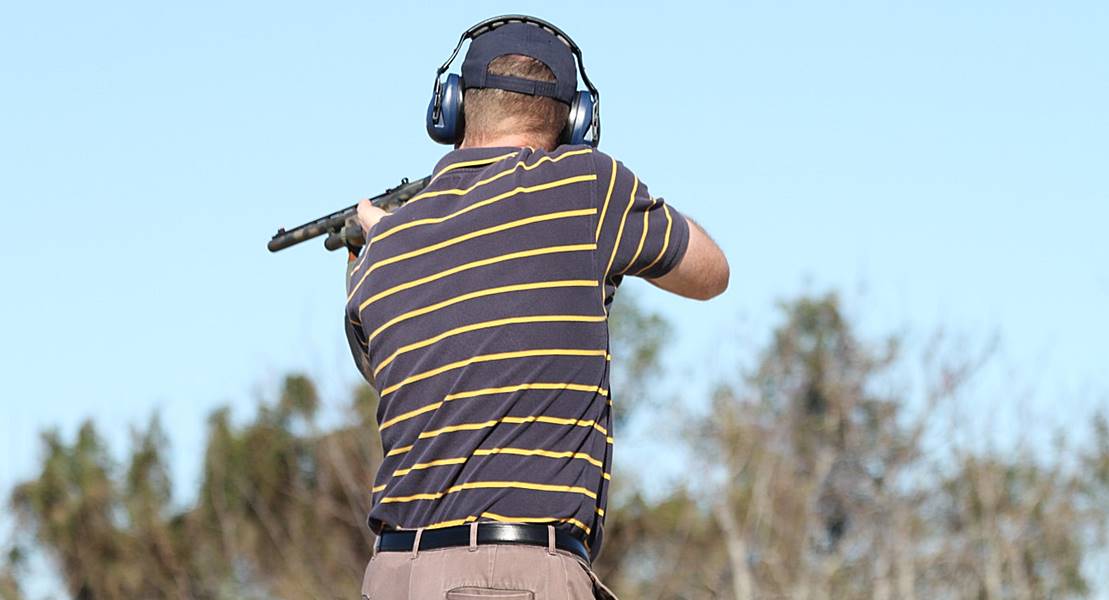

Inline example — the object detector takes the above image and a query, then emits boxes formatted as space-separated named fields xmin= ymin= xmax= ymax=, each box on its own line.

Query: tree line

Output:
xmin=3 ymin=293 xmax=1106 ymax=599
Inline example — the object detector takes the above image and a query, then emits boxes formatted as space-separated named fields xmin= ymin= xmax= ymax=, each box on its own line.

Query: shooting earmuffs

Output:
xmin=426 ymin=15 xmax=601 ymax=147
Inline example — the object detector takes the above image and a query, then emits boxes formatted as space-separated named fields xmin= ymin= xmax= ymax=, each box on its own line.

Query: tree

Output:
xmin=7 ymin=293 xmax=1107 ymax=598
xmin=10 ymin=376 xmax=384 ymax=599
xmin=696 ymin=293 xmax=1105 ymax=599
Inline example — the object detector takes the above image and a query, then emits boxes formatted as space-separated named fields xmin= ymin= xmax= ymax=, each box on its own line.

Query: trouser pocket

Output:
xmin=446 ymin=588 xmax=535 ymax=599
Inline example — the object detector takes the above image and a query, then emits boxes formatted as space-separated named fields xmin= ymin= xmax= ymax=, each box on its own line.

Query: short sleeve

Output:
xmin=593 ymin=154 xmax=690 ymax=281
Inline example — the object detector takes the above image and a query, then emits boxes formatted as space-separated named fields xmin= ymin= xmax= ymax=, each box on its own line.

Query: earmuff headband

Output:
xmin=430 ymin=15 xmax=601 ymax=147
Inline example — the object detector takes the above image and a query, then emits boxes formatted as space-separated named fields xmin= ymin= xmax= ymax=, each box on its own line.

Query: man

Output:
xmin=346 ymin=16 xmax=728 ymax=599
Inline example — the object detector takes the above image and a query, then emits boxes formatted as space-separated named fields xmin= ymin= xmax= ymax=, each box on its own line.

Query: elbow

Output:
xmin=693 ymin=256 xmax=730 ymax=301
xmin=713 ymin=259 xmax=731 ymax=298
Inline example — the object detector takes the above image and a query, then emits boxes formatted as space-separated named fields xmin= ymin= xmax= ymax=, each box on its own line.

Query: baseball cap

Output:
xmin=460 ymin=22 xmax=578 ymax=105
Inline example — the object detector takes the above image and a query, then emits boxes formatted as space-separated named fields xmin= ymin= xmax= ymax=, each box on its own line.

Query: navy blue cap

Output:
xmin=461 ymin=22 xmax=578 ymax=105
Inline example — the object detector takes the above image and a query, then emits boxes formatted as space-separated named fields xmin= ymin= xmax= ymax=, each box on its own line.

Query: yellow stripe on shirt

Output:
xmin=379 ymin=480 xmax=598 ymax=504
xmin=371 ymin=174 xmax=597 ymax=245
xmin=379 ymin=381 xmax=609 ymax=430
xmin=417 ymin=414 xmax=607 ymax=440
xmin=379 ymin=349 xmax=607 ymax=397
xmin=430 ymin=151 xmax=520 ymax=183
xmin=620 ymin=195 xmax=656 ymax=275
xmin=480 ymin=511 xmax=592 ymax=535
xmin=392 ymin=456 xmax=469 ymax=477
xmin=473 ymin=447 xmax=605 ymax=469
xmin=367 ymin=279 xmax=598 ymax=342
xmin=379 ymin=401 xmax=445 ymax=431
xmin=359 ymin=243 xmax=597 ymax=310
xmin=595 ymin=155 xmax=617 ymax=241
xmin=444 ymin=382 xmax=608 ymax=401
xmin=634 ymin=203 xmax=675 ymax=277
xmin=423 ymin=515 xmax=480 ymax=529
xmin=600 ymin=176 xmax=639 ymax=311
xmin=457 ymin=481 xmax=600 ymax=500
xmin=387 ymin=447 xmax=605 ymax=477
xmin=501 ymin=415 xmax=607 ymax=436
xmin=386 ymin=444 xmax=414 ymax=457
xmin=374 ymin=315 xmax=607 ymax=377
xmin=603 ymin=176 xmax=638 ymax=279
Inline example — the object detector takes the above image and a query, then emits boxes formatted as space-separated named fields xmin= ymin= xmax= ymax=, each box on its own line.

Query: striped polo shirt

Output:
xmin=345 ymin=144 xmax=689 ymax=557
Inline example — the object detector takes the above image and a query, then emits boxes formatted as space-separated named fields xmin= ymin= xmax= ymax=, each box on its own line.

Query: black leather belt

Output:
xmin=377 ymin=522 xmax=590 ymax=564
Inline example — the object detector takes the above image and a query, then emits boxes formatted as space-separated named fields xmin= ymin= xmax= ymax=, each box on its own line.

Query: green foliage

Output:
xmin=602 ymin=293 xmax=1106 ymax=598
xmin=10 ymin=376 xmax=383 ymax=599
xmin=5 ymin=293 xmax=1107 ymax=599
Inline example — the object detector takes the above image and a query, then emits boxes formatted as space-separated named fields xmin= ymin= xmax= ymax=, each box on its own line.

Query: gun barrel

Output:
xmin=267 ymin=176 xmax=431 ymax=253
xmin=268 ymin=207 xmax=354 ymax=252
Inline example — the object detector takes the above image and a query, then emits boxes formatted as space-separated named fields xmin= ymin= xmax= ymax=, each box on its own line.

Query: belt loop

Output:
xmin=372 ymin=535 xmax=380 ymax=557
xmin=469 ymin=522 xmax=479 ymax=551
xmin=546 ymin=525 xmax=556 ymax=556
xmin=411 ymin=528 xmax=424 ymax=559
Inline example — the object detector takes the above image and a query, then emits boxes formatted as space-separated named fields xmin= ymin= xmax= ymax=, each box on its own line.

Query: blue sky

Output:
xmin=1 ymin=0 xmax=1107 ymax=585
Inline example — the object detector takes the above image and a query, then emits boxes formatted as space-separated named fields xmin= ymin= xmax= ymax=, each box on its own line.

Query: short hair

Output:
xmin=463 ymin=54 xmax=570 ymax=148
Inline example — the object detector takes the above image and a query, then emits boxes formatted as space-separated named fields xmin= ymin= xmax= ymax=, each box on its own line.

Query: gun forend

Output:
xmin=267 ymin=175 xmax=431 ymax=253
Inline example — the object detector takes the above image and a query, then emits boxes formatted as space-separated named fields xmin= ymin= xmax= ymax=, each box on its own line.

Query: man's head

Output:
xmin=462 ymin=54 xmax=570 ymax=150
xmin=459 ymin=22 xmax=579 ymax=150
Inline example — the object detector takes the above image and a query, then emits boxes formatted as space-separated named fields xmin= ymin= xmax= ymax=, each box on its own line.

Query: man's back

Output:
xmin=346 ymin=144 xmax=689 ymax=556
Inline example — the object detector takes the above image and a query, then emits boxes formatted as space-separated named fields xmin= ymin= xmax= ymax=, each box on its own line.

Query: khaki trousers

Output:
xmin=360 ymin=529 xmax=617 ymax=599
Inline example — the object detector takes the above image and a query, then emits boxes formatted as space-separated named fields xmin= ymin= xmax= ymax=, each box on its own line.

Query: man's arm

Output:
xmin=345 ymin=249 xmax=376 ymax=384
xmin=345 ymin=314 xmax=375 ymax=384
xmin=592 ymin=155 xmax=728 ymax=300
xmin=646 ymin=217 xmax=729 ymax=300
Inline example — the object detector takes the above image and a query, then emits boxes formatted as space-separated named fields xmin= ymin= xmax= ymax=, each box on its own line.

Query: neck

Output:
xmin=459 ymin=134 xmax=555 ymax=151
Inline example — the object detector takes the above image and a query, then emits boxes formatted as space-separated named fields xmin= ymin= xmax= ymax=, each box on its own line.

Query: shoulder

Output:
xmin=581 ymin=147 xmax=617 ymax=172
xmin=581 ymin=149 xmax=640 ymax=181
xmin=487 ymin=145 xmax=604 ymax=194
xmin=582 ymin=150 xmax=648 ymax=200
xmin=524 ymin=144 xmax=601 ymax=172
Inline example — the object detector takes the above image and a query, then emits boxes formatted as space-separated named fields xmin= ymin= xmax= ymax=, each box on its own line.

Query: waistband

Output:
xmin=376 ymin=522 xmax=590 ymax=564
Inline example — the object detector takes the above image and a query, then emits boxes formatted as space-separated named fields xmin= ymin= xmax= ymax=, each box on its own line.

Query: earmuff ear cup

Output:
xmin=562 ymin=91 xmax=595 ymax=146
xmin=426 ymin=74 xmax=465 ymax=145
